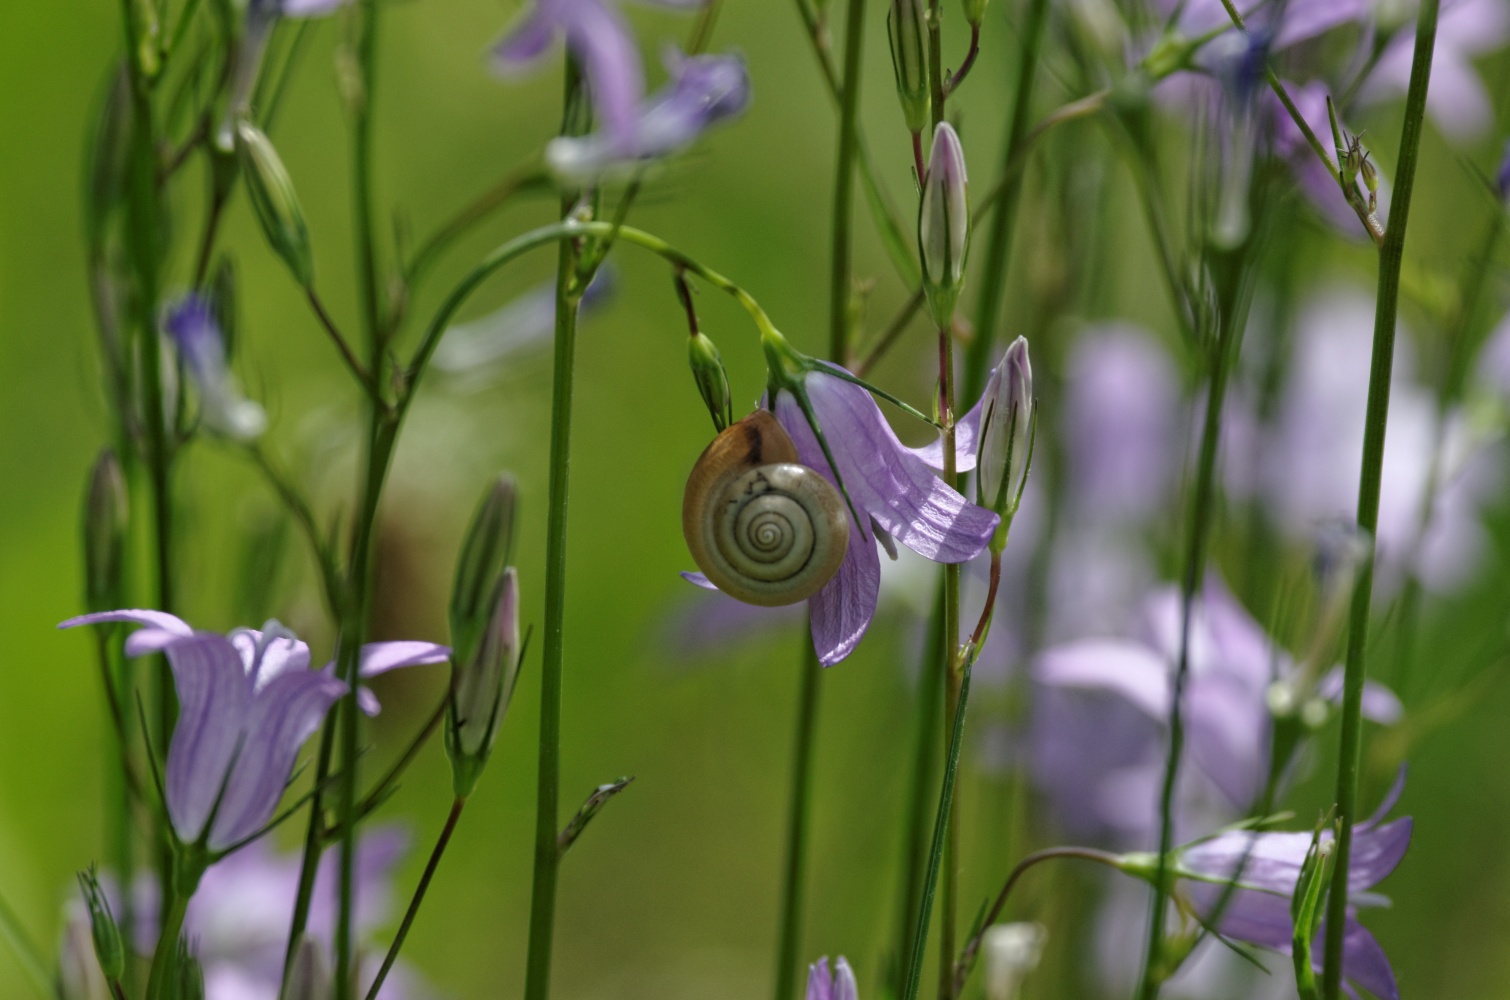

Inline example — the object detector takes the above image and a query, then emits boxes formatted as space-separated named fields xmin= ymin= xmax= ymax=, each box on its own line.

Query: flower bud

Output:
xmin=983 ymin=923 xmax=1047 ymax=1000
xmin=887 ymin=0 xmax=929 ymax=133
xmin=235 ymin=120 xmax=314 ymax=287
xmin=171 ymin=940 xmax=205 ymax=1000
xmin=975 ymin=337 xmax=1034 ymax=530
xmin=76 ymin=869 xmax=124 ymax=985
xmin=919 ymin=122 xmax=970 ymax=329
xmin=450 ymin=474 xmax=518 ymax=662
xmin=688 ymin=332 xmax=733 ymax=432
xmin=83 ymin=450 xmax=129 ymax=614
xmin=285 ymin=936 xmax=331 ymax=1000
xmin=963 ymin=0 xmax=988 ymax=27
xmin=447 ymin=568 xmax=521 ymax=796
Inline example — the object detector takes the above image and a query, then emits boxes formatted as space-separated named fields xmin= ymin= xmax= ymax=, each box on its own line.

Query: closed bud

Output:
xmin=170 ymin=939 xmax=205 ymax=1000
xmin=887 ymin=0 xmax=929 ymax=133
xmin=447 ymin=568 xmax=521 ymax=796
xmin=963 ymin=0 xmax=988 ymax=27
xmin=85 ymin=68 xmax=133 ymax=251
xmin=975 ymin=337 xmax=1034 ymax=535
xmin=285 ymin=936 xmax=331 ymax=1000
xmin=919 ymin=122 xmax=970 ymax=329
xmin=83 ymin=451 xmax=129 ymax=614
xmin=76 ymin=868 xmax=124 ymax=985
xmin=688 ymin=332 xmax=733 ymax=432
xmin=235 ymin=121 xmax=314 ymax=287
xmin=450 ymin=474 xmax=518 ymax=662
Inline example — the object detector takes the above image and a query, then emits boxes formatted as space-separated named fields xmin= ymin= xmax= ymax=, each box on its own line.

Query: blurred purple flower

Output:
xmin=771 ymin=364 xmax=997 ymax=665
xmin=1363 ymin=0 xmax=1510 ymax=143
xmin=59 ymin=611 xmax=447 ymax=851
xmin=164 ymin=295 xmax=267 ymax=440
xmin=1176 ymin=779 xmax=1412 ymax=1000
xmin=1229 ymin=288 xmax=1503 ymax=593
xmin=1161 ymin=0 xmax=1369 ymax=49
xmin=806 ymin=956 xmax=859 ymax=1000
xmin=434 ymin=268 xmax=613 ymax=381
xmin=492 ymin=0 xmax=703 ymax=154
xmin=1036 ymin=577 xmax=1400 ymax=816
xmin=546 ymin=48 xmax=750 ymax=182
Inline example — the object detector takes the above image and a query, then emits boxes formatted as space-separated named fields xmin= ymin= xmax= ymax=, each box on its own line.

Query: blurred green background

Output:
xmin=2 ymin=1 xmax=1510 ymax=998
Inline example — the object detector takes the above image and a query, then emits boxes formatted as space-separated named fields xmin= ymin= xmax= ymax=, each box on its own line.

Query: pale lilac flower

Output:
xmin=806 ymin=955 xmax=859 ymax=1000
xmin=1036 ymin=577 xmax=1400 ymax=816
xmin=772 ymin=365 xmax=997 ymax=665
xmin=59 ymin=611 xmax=448 ymax=851
xmin=1160 ymin=0 xmax=1370 ymax=49
xmin=1363 ymin=0 xmax=1510 ymax=143
xmin=1175 ymin=779 xmax=1412 ymax=1000
xmin=493 ymin=0 xmax=703 ymax=153
xmin=165 ymin=296 xmax=267 ymax=440
xmin=546 ymin=49 xmax=750 ymax=182
xmin=434 ymin=268 xmax=612 ymax=382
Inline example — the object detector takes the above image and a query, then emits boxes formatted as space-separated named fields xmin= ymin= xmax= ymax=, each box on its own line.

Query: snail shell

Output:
xmin=682 ymin=411 xmax=850 ymax=607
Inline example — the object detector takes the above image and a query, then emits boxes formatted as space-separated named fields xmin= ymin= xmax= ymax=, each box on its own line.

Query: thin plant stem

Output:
xmin=401 ymin=160 xmax=547 ymax=295
xmin=522 ymin=55 xmax=588 ymax=1000
xmin=306 ymin=288 xmax=383 ymax=403
xmin=772 ymin=0 xmax=866 ymax=993
xmin=99 ymin=630 xmax=137 ymax=961
xmin=145 ymin=891 xmax=190 ymax=1000
xmin=363 ymin=798 xmax=466 ymax=1000
xmin=334 ymin=0 xmax=390 ymax=994
xmin=774 ymin=642 xmax=824 ymax=1000
xmin=894 ymin=584 xmax=944 ymax=991
xmin=900 ymin=657 xmax=973 ymax=1000
xmin=1322 ymin=1 xmax=1440 ymax=995
xmin=943 ymin=25 xmax=981 ymax=97
xmin=1137 ymin=241 xmax=1250 ymax=1000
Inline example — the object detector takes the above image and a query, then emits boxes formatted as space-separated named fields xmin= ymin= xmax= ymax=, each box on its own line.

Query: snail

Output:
xmin=682 ymin=410 xmax=850 ymax=606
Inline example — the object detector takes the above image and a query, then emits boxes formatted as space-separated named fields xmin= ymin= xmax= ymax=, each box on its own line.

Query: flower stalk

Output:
xmin=1322 ymin=1 xmax=1440 ymax=996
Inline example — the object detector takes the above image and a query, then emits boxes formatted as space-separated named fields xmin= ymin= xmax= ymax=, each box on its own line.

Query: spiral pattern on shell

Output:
xmin=683 ymin=411 xmax=850 ymax=607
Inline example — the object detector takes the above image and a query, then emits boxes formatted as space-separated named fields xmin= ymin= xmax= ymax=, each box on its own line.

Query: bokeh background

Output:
xmin=2 ymin=1 xmax=1509 ymax=997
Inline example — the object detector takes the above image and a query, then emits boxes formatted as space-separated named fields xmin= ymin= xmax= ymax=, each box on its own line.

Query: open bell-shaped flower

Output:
xmin=59 ymin=611 xmax=448 ymax=852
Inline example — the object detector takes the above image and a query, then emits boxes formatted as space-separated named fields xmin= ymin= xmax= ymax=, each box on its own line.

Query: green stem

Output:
xmin=900 ymin=657 xmax=973 ymax=1000
xmin=1321 ymin=1 xmax=1440 ymax=995
xmin=99 ymin=633 xmax=137 ymax=963
xmin=1137 ymin=243 xmax=1248 ymax=1000
xmin=773 ymin=643 xmax=824 ymax=1000
xmin=772 ymin=1 xmax=865 ymax=993
xmin=894 ymin=584 xmax=944 ymax=991
xmin=925 ymin=0 xmax=944 ymax=130
xmin=522 ymin=58 xmax=588 ymax=1000
xmin=965 ymin=0 xmax=1049 ymax=402
xmin=145 ymin=891 xmax=189 ymax=1000
xmin=364 ymin=798 xmax=465 ymax=1000
xmin=937 ymin=338 xmax=961 ymax=1000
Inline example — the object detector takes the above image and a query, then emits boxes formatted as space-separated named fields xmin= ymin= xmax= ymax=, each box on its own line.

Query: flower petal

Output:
xmin=681 ymin=570 xmax=719 ymax=590
xmin=207 ymin=670 xmax=347 ymax=851
xmin=805 ymin=958 xmax=832 ymax=1000
xmin=832 ymin=957 xmax=858 ymax=1000
xmin=808 ymin=512 xmax=880 ymax=667
xmin=1340 ymin=914 xmax=1399 ymax=1000
xmin=910 ymin=388 xmax=982 ymax=473
xmin=162 ymin=635 xmax=256 ymax=844
xmin=359 ymin=641 xmax=452 ymax=678
xmin=491 ymin=8 xmax=558 ymax=70
xmin=563 ymin=0 xmax=645 ymax=150
xmin=1034 ymin=639 xmax=1171 ymax=719
xmin=60 ymin=610 xmax=197 ymax=657
xmin=780 ymin=370 xmax=998 ymax=563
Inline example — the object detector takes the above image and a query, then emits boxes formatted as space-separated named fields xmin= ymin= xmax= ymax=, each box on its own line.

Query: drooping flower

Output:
xmin=774 ymin=365 xmax=997 ymax=665
xmin=1169 ymin=779 xmax=1413 ymax=1000
xmin=164 ymin=296 xmax=267 ymax=441
xmin=806 ymin=955 xmax=859 ymax=1000
xmin=545 ymin=48 xmax=751 ymax=182
xmin=59 ymin=611 xmax=448 ymax=852
xmin=492 ymin=0 xmax=703 ymax=154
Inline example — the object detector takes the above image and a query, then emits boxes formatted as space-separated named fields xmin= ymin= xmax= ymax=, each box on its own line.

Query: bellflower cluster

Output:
xmin=164 ymin=295 xmax=267 ymax=441
xmin=492 ymin=0 xmax=705 ymax=156
xmin=59 ymin=611 xmax=447 ymax=853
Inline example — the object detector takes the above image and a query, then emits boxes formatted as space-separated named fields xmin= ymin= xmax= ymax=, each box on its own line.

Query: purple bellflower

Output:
xmin=685 ymin=361 xmax=997 ymax=665
xmin=492 ymin=0 xmax=703 ymax=155
xmin=1036 ymin=577 xmax=1400 ymax=820
xmin=546 ymin=48 xmax=751 ymax=182
xmin=806 ymin=956 xmax=859 ymax=1000
xmin=1170 ymin=779 xmax=1412 ymax=1000
xmin=59 ymin=611 xmax=448 ymax=852
xmin=165 ymin=295 xmax=267 ymax=441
